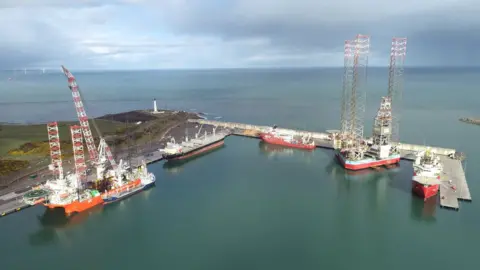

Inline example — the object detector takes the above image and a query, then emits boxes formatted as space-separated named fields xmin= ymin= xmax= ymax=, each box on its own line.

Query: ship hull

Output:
xmin=103 ymin=185 xmax=144 ymax=204
xmin=412 ymin=180 xmax=439 ymax=200
xmin=45 ymin=196 xmax=104 ymax=216
xmin=336 ymin=150 xmax=400 ymax=170
xmin=103 ymin=178 xmax=156 ymax=204
xmin=163 ymin=139 xmax=224 ymax=161
xmin=260 ymin=134 xmax=315 ymax=150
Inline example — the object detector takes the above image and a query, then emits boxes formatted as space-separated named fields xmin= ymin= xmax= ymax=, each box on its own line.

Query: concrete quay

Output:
xmin=0 ymin=189 xmax=33 ymax=217
xmin=0 ymin=131 xmax=232 ymax=218
xmin=189 ymin=118 xmax=471 ymax=211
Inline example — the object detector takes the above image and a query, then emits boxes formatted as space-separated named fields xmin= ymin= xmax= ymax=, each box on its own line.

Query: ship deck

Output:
xmin=176 ymin=132 xmax=229 ymax=153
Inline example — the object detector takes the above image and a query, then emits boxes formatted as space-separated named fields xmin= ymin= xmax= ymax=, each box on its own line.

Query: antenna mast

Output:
xmin=387 ymin=37 xmax=407 ymax=142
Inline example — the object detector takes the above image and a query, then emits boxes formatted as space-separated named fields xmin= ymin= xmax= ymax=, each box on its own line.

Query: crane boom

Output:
xmin=61 ymin=65 xmax=117 ymax=170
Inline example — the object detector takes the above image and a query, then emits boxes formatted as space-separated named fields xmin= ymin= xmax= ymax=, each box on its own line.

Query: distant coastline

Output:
xmin=459 ymin=117 xmax=480 ymax=126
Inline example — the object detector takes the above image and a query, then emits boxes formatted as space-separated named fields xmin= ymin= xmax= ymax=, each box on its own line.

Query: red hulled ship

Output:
xmin=335 ymin=97 xmax=400 ymax=170
xmin=260 ymin=126 xmax=315 ymax=150
xmin=412 ymin=149 xmax=443 ymax=200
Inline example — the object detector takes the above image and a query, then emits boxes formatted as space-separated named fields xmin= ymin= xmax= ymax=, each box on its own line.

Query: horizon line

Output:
xmin=3 ymin=65 xmax=480 ymax=72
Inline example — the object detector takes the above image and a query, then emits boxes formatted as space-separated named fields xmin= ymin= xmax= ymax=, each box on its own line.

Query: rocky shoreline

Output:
xmin=459 ymin=117 xmax=480 ymax=126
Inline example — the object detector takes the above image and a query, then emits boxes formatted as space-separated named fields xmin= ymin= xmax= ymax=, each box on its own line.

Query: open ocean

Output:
xmin=0 ymin=67 xmax=479 ymax=270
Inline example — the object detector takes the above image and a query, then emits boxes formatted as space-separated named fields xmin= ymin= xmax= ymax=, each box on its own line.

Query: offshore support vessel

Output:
xmin=412 ymin=149 xmax=443 ymax=200
xmin=161 ymin=126 xmax=228 ymax=161
xmin=101 ymin=160 xmax=156 ymax=204
xmin=23 ymin=123 xmax=104 ymax=216
xmin=260 ymin=125 xmax=315 ymax=150
xmin=336 ymin=97 xmax=400 ymax=170
xmin=24 ymin=66 xmax=156 ymax=216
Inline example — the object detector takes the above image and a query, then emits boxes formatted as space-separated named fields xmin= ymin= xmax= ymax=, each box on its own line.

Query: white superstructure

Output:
xmin=412 ymin=149 xmax=443 ymax=185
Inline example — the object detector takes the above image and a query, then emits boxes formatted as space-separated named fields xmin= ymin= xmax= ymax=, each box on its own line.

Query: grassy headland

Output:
xmin=0 ymin=109 xmax=199 ymax=186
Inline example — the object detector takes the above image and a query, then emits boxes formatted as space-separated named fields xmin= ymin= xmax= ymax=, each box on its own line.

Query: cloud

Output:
xmin=0 ymin=0 xmax=130 ymax=8
xmin=154 ymin=0 xmax=480 ymax=66
xmin=0 ymin=0 xmax=478 ymax=69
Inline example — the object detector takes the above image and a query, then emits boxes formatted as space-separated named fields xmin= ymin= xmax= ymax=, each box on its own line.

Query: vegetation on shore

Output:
xmin=0 ymin=159 xmax=30 ymax=176
xmin=0 ymin=109 xmax=198 ymax=179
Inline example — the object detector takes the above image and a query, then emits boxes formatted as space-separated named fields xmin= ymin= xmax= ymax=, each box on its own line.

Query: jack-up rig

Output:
xmin=23 ymin=66 xmax=156 ymax=215
xmin=333 ymin=35 xmax=407 ymax=170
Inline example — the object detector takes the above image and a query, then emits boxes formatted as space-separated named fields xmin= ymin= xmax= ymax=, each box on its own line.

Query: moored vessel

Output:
xmin=335 ymin=97 xmax=400 ymax=170
xmin=335 ymin=149 xmax=400 ymax=170
xmin=45 ymin=188 xmax=103 ymax=216
xmin=102 ymin=161 xmax=156 ymax=204
xmin=260 ymin=125 xmax=315 ymax=150
xmin=25 ymin=66 xmax=158 ymax=216
xmin=161 ymin=126 xmax=227 ymax=161
xmin=412 ymin=149 xmax=443 ymax=200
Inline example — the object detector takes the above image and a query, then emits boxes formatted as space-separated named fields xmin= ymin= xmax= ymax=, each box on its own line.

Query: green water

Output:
xmin=0 ymin=68 xmax=479 ymax=270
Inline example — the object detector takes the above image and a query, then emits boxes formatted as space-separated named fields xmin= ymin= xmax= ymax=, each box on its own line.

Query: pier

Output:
xmin=0 ymin=131 xmax=231 ymax=218
xmin=0 ymin=150 xmax=167 ymax=218
xmin=189 ymin=119 xmax=472 ymax=211
xmin=0 ymin=118 xmax=471 ymax=217
xmin=0 ymin=189 xmax=34 ymax=217
xmin=438 ymin=156 xmax=471 ymax=210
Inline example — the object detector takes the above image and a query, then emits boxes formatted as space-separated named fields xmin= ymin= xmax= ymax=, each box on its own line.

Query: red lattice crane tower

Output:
xmin=71 ymin=125 xmax=87 ymax=184
xmin=61 ymin=66 xmax=98 ymax=163
xmin=47 ymin=122 xmax=64 ymax=180
xmin=387 ymin=37 xmax=407 ymax=143
xmin=61 ymin=65 xmax=117 ymax=171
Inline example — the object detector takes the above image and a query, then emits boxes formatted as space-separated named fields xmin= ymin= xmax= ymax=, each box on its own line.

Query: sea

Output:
xmin=0 ymin=67 xmax=479 ymax=270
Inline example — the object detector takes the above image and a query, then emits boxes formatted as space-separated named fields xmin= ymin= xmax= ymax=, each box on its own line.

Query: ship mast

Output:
xmin=195 ymin=124 xmax=204 ymax=139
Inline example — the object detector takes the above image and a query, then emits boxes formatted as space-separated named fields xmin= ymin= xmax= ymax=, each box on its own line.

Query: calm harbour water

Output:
xmin=0 ymin=67 xmax=479 ymax=270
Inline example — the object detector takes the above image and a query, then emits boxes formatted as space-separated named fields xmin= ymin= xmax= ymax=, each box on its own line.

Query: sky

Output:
xmin=0 ymin=0 xmax=478 ymax=69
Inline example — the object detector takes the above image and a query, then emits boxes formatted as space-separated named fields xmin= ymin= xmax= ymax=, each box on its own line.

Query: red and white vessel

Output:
xmin=412 ymin=149 xmax=443 ymax=200
xmin=335 ymin=97 xmax=400 ymax=170
xmin=260 ymin=126 xmax=315 ymax=150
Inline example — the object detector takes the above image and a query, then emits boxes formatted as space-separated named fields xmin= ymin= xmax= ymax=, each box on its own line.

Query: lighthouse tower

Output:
xmin=153 ymin=98 xmax=158 ymax=113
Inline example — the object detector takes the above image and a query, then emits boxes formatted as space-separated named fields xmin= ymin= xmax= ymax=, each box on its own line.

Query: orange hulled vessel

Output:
xmin=45 ymin=189 xmax=104 ymax=216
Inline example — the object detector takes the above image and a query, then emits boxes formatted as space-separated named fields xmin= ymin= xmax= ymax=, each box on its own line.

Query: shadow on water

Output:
xmin=324 ymin=155 xmax=439 ymax=221
xmin=324 ymin=158 xmax=395 ymax=214
xmin=258 ymin=141 xmax=315 ymax=161
xmin=28 ymin=205 xmax=104 ymax=247
xmin=162 ymin=145 xmax=226 ymax=174
xmin=387 ymin=160 xmax=414 ymax=195
xmin=410 ymin=195 xmax=437 ymax=223
xmin=28 ymin=188 xmax=156 ymax=246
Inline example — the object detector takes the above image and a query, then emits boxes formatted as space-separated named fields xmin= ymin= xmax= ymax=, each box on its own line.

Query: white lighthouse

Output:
xmin=153 ymin=98 xmax=158 ymax=113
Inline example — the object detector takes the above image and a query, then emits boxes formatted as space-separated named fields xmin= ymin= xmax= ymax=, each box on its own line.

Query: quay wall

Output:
xmin=189 ymin=119 xmax=457 ymax=156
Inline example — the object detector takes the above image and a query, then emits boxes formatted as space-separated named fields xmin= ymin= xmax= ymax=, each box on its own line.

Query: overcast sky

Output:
xmin=0 ymin=0 xmax=478 ymax=69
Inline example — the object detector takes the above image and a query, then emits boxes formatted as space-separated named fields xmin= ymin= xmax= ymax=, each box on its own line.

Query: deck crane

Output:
xmin=60 ymin=65 xmax=118 ymax=180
